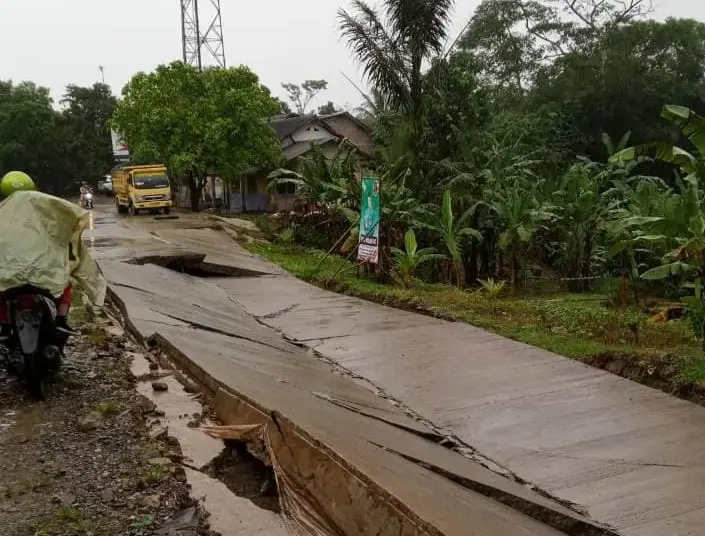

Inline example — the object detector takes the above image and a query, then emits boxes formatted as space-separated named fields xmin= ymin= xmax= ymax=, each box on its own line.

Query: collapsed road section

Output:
xmin=89 ymin=225 xmax=617 ymax=536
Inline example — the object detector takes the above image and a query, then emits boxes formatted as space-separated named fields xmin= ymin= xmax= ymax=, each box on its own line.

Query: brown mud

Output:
xmin=0 ymin=309 xmax=215 ymax=536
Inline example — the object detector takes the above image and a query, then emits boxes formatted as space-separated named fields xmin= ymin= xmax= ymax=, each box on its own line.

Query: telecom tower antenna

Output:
xmin=180 ymin=0 xmax=226 ymax=70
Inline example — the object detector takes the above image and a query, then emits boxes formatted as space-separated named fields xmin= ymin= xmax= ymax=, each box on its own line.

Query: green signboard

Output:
xmin=358 ymin=177 xmax=380 ymax=264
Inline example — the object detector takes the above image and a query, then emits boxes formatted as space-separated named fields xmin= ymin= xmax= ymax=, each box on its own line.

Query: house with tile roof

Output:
xmin=232 ymin=111 xmax=375 ymax=212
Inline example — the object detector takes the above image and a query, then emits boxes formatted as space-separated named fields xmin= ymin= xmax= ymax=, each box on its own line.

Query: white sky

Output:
xmin=1 ymin=0 xmax=703 ymax=110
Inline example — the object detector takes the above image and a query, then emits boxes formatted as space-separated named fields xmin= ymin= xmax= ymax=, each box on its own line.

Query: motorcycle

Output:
xmin=82 ymin=192 xmax=94 ymax=210
xmin=0 ymin=285 xmax=73 ymax=398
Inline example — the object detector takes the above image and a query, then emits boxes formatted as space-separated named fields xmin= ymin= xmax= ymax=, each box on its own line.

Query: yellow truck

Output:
xmin=113 ymin=165 xmax=172 ymax=215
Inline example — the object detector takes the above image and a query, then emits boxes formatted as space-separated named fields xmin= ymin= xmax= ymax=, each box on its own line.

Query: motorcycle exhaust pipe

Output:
xmin=56 ymin=326 xmax=79 ymax=337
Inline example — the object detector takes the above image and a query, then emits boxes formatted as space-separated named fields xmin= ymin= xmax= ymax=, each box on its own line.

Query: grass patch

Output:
xmin=18 ymin=475 xmax=51 ymax=493
xmin=68 ymin=284 xmax=105 ymax=345
xmin=137 ymin=464 xmax=170 ymax=489
xmin=94 ymin=400 xmax=121 ymax=417
xmin=35 ymin=508 xmax=99 ymax=535
xmin=245 ymin=242 xmax=705 ymax=396
xmin=69 ymin=304 xmax=104 ymax=345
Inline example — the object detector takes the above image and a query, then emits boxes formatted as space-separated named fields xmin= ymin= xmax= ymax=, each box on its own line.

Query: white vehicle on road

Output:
xmin=97 ymin=175 xmax=113 ymax=195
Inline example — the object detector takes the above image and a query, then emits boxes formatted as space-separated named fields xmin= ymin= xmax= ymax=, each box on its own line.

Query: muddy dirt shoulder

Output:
xmin=0 ymin=310 xmax=214 ymax=536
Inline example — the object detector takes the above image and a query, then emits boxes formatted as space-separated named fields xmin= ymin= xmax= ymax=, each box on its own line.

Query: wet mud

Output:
xmin=204 ymin=440 xmax=280 ymax=513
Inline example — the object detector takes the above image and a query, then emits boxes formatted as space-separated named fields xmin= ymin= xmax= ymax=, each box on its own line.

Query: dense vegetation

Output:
xmin=0 ymin=82 xmax=115 ymax=194
xmin=112 ymin=62 xmax=282 ymax=211
xmin=253 ymin=0 xmax=705 ymax=395
xmin=274 ymin=1 xmax=705 ymax=289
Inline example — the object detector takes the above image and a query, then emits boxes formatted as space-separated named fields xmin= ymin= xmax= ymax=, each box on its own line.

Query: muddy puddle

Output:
xmin=0 ymin=404 xmax=47 ymax=442
xmin=186 ymin=468 xmax=288 ymax=536
xmin=204 ymin=441 xmax=279 ymax=513
xmin=127 ymin=344 xmax=288 ymax=536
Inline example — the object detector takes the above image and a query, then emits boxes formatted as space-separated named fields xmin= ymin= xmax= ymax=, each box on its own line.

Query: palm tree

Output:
xmin=338 ymin=0 xmax=455 ymax=142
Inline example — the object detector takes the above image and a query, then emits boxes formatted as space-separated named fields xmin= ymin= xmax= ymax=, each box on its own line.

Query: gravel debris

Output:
xmin=0 ymin=315 xmax=215 ymax=536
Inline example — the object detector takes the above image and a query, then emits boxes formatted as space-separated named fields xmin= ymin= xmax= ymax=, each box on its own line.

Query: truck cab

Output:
xmin=113 ymin=165 xmax=172 ymax=215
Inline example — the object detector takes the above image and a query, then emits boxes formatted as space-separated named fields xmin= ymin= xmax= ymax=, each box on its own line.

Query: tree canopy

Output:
xmin=112 ymin=61 xmax=282 ymax=210
xmin=0 ymin=81 xmax=116 ymax=194
xmin=281 ymin=79 xmax=329 ymax=114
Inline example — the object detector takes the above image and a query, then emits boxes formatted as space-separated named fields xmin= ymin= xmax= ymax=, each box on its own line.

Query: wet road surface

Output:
xmin=85 ymin=203 xmax=628 ymax=535
xmin=217 ymin=277 xmax=705 ymax=536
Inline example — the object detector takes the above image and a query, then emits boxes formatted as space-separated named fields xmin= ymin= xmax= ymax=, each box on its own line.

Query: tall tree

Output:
xmin=461 ymin=0 xmax=653 ymax=89
xmin=281 ymin=79 xmax=328 ymax=114
xmin=113 ymin=62 xmax=282 ymax=211
xmin=532 ymin=18 xmax=705 ymax=158
xmin=317 ymin=101 xmax=338 ymax=115
xmin=0 ymin=81 xmax=67 ymax=192
xmin=338 ymin=0 xmax=454 ymax=145
xmin=61 ymin=83 xmax=116 ymax=180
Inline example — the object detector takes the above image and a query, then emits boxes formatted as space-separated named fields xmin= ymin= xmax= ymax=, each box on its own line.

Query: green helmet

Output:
xmin=0 ymin=171 xmax=36 ymax=197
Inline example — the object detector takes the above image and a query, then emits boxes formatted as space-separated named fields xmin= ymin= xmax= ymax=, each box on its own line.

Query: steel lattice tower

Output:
xmin=180 ymin=0 xmax=226 ymax=70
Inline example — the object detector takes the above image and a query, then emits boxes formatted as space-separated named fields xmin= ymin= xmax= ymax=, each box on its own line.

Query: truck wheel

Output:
xmin=128 ymin=204 xmax=140 ymax=216
xmin=163 ymin=207 xmax=171 ymax=215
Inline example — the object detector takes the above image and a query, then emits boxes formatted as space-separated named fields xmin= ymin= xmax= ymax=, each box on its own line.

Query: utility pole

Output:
xmin=180 ymin=0 xmax=226 ymax=71
xmin=98 ymin=65 xmax=105 ymax=84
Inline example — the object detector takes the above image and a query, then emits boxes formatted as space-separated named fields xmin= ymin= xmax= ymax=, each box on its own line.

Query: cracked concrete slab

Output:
xmin=85 ymin=207 xmax=613 ymax=536
xmin=150 ymin=227 xmax=282 ymax=276
xmin=210 ymin=259 xmax=705 ymax=536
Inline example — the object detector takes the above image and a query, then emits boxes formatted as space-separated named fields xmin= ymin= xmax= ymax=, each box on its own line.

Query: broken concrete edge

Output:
xmin=148 ymin=331 xmax=449 ymax=536
xmin=207 ymin=214 xmax=267 ymax=239
xmin=147 ymin=329 xmax=618 ymax=536
xmin=107 ymin=284 xmax=616 ymax=536
xmin=265 ymin=317 xmax=599 ymax=521
xmin=259 ymin=320 xmax=619 ymax=535
xmin=107 ymin=287 xmax=145 ymax=346
xmin=126 ymin=251 xmax=269 ymax=279
xmin=373 ymin=444 xmax=619 ymax=536
xmin=128 ymin=252 xmax=207 ymax=267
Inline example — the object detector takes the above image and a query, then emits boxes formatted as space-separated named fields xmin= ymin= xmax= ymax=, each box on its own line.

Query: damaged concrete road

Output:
xmin=217 ymin=272 xmax=705 ymax=536
xmin=82 ymin=206 xmax=621 ymax=536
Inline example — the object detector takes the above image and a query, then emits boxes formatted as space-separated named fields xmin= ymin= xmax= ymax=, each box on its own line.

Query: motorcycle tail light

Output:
xmin=17 ymin=295 xmax=37 ymax=310
xmin=58 ymin=286 xmax=72 ymax=316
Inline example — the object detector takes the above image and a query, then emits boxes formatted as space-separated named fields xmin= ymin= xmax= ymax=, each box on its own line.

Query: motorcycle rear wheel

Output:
xmin=24 ymin=351 xmax=47 ymax=400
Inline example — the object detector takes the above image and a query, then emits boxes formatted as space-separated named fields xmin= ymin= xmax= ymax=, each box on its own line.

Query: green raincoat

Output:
xmin=0 ymin=191 xmax=106 ymax=305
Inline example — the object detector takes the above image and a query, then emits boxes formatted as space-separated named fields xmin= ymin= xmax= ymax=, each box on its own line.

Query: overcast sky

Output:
xmin=1 ymin=0 xmax=703 ymax=110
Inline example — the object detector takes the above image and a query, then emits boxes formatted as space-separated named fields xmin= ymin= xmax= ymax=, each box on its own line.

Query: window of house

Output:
xmin=276 ymin=182 xmax=296 ymax=195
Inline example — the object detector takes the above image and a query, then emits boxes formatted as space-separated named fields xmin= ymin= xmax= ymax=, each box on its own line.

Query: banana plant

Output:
xmin=486 ymin=181 xmax=557 ymax=293
xmin=424 ymin=190 xmax=482 ymax=287
xmin=391 ymin=229 xmax=446 ymax=288
xmin=611 ymin=105 xmax=705 ymax=182
xmin=268 ymin=141 xmax=359 ymax=214
xmin=612 ymin=105 xmax=705 ymax=283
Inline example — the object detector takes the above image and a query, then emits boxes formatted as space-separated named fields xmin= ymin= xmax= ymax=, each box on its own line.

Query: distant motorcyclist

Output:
xmin=79 ymin=181 xmax=92 ymax=207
